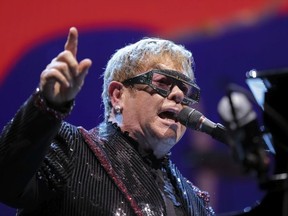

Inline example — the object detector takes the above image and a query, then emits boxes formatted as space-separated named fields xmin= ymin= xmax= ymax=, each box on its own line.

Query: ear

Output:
xmin=108 ymin=81 xmax=124 ymax=107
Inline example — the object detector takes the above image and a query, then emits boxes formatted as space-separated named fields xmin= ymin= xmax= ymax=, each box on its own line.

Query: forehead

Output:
xmin=143 ymin=59 xmax=192 ymax=78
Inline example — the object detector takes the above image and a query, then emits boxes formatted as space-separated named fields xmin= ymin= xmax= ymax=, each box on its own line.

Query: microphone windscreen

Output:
xmin=217 ymin=92 xmax=257 ymax=130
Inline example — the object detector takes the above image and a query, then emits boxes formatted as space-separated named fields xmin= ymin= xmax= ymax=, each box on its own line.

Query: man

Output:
xmin=0 ymin=27 xmax=214 ymax=215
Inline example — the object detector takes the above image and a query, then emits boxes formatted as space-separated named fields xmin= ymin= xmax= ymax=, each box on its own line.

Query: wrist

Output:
xmin=33 ymin=88 xmax=75 ymax=120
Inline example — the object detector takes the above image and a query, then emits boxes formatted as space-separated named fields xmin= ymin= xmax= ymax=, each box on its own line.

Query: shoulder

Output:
xmin=59 ymin=121 xmax=79 ymax=137
xmin=51 ymin=121 xmax=84 ymax=154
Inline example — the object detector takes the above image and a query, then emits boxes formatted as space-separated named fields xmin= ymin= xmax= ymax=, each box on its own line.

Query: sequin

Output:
xmin=115 ymin=207 xmax=127 ymax=216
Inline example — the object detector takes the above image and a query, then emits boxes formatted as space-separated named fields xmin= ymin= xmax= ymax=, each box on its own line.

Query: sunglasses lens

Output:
xmin=151 ymin=71 xmax=200 ymax=104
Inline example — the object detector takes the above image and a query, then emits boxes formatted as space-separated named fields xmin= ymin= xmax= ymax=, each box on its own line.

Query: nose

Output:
xmin=167 ymin=85 xmax=185 ymax=104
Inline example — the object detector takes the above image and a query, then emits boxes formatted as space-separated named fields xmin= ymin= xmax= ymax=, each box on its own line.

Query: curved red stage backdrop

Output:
xmin=0 ymin=0 xmax=288 ymax=215
xmin=1 ymin=0 xmax=287 ymax=84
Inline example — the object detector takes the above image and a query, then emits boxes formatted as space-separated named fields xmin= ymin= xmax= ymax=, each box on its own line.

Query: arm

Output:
xmin=0 ymin=90 xmax=63 ymax=206
xmin=0 ymin=27 xmax=92 ymax=207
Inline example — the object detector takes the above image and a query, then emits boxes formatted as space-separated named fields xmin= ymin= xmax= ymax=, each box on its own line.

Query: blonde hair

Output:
xmin=101 ymin=37 xmax=195 ymax=121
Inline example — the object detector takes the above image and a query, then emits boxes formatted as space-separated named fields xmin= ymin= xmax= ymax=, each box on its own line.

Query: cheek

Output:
xmin=126 ymin=91 xmax=164 ymax=122
xmin=128 ymin=98 xmax=157 ymax=121
xmin=140 ymin=95 xmax=162 ymax=112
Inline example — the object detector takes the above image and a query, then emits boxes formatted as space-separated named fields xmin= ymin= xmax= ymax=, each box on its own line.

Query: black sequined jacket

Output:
xmin=0 ymin=92 xmax=214 ymax=216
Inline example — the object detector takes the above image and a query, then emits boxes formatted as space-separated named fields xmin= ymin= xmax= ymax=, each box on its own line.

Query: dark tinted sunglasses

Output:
xmin=122 ymin=69 xmax=200 ymax=105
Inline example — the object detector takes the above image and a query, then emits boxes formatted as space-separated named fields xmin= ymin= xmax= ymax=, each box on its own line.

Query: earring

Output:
xmin=114 ymin=105 xmax=122 ymax=114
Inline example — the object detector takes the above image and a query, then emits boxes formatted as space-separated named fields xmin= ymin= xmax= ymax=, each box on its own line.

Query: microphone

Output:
xmin=177 ymin=107 xmax=228 ymax=145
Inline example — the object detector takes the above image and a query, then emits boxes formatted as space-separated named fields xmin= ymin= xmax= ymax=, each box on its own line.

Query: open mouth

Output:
xmin=158 ymin=111 xmax=178 ymax=122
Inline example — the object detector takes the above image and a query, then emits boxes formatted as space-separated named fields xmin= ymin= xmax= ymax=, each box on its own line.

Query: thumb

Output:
xmin=75 ymin=58 xmax=92 ymax=85
xmin=78 ymin=58 xmax=92 ymax=75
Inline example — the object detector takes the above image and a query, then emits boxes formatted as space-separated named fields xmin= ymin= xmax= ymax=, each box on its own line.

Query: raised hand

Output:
xmin=39 ymin=27 xmax=92 ymax=106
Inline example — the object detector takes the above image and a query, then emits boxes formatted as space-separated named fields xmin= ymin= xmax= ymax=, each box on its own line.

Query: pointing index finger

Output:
xmin=64 ymin=27 xmax=78 ymax=57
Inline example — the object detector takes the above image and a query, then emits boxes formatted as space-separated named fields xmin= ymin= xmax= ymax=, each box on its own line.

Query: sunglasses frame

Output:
xmin=122 ymin=69 xmax=200 ymax=105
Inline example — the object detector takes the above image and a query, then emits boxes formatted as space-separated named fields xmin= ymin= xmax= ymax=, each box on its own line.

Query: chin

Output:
xmin=158 ymin=126 xmax=179 ymax=141
xmin=149 ymin=119 xmax=182 ymax=142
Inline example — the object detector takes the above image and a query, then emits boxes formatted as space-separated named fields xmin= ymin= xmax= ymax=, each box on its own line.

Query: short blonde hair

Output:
xmin=101 ymin=37 xmax=195 ymax=121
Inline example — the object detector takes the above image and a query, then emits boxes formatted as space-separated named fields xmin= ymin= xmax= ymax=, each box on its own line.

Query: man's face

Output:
xmin=118 ymin=60 xmax=193 ymax=158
